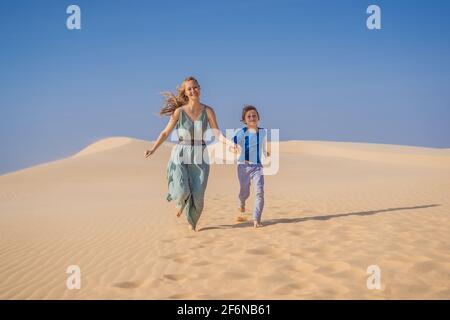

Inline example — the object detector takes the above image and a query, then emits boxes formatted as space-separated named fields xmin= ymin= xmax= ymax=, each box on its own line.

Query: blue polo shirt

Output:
xmin=232 ymin=127 xmax=266 ymax=164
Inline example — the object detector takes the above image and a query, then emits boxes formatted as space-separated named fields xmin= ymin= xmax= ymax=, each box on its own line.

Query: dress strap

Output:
xmin=200 ymin=104 xmax=207 ymax=121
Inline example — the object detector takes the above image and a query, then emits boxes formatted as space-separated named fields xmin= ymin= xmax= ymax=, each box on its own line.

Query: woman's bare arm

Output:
xmin=145 ymin=108 xmax=180 ymax=158
xmin=205 ymin=106 xmax=233 ymax=145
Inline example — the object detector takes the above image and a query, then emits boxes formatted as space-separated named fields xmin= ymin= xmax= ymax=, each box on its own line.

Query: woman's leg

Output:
xmin=185 ymin=161 xmax=210 ymax=230
xmin=167 ymin=160 xmax=190 ymax=216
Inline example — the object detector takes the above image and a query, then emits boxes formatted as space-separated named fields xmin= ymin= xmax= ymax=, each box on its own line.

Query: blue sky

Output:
xmin=1 ymin=0 xmax=449 ymax=174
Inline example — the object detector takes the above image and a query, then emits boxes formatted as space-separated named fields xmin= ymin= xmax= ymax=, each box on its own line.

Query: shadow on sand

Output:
xmin=198 ymin=204 xmax=441 ymax=232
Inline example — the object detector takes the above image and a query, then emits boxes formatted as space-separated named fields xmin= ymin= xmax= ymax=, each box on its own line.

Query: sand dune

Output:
xmin=74 ymin=137 xmax=134 ymax=157
xmin=0 ymin=137 xmax=449 ymax=299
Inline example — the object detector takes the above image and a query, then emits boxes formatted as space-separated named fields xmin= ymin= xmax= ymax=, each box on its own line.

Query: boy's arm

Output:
xmin=262 ymin=134 xmax=270 ymax=157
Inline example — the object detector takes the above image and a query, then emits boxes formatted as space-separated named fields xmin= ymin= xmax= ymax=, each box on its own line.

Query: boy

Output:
xmin=232 ymin=105 xmax=270 ymax=228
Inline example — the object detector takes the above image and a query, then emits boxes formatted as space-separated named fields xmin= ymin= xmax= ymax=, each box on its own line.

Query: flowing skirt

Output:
xmin=166 ymin=144 xmax=210 ymax=230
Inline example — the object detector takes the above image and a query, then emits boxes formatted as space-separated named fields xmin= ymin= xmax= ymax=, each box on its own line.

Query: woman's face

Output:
xmin=184 ymin=80 xmax=201 ymax=101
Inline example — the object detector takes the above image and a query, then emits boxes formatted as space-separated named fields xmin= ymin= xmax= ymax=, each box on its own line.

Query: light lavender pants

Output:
xmin=238 ymin=163 xmax=265 ymax=222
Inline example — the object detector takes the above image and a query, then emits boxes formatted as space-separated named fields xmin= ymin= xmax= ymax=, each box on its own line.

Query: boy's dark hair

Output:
xmin=241 ymin=105 xmax=260 ymax=123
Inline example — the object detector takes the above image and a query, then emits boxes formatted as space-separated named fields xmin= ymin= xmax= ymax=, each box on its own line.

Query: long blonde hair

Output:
xmin=159 ymin=76 xmax=200 ymax=116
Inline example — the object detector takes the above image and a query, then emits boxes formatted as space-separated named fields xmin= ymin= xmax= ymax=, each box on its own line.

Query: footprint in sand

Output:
xmin=160 ymin=238 xmax=176 ymax=243
xmin=288 ymin=230 xmax=303 ymax=236
xmin=113 ymin=281 xmax=142 ymax=289
xmin=246 ymin=248 xmax=270 ymax=255
xmin=160 ymin=253 xmax=191 ymax=263
xmin=272 ymin=283 xmax=302 ymax=295
xmin=189 ymin=244 xmax=206 ymax=249
xmin=163 ymin=274 xmax=188 ymax=282
xmin=246 ymin=247 xmax=282 ymax=259
xmin=316 ymin=261 xmax=352 ymax=275
xmin=222 ymin=270 xmax=252 ymax=280
xmin=191 ymin=260 xmax=211 ymax=267
xmin=167 ymin=293 xmax=198 ymax=299
xmin=200 ymin=238 xmax=217 ymax=245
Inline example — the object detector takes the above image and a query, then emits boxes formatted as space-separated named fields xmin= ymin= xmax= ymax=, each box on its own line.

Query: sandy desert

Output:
xmin=1 ymin=137 xmax=449 ymax=299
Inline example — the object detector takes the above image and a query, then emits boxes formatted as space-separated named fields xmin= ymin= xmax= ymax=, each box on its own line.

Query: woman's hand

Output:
xmin=144 ymin=149 xmax=155 ymax=158
xmin=229 ymin=145 xmax=241 ymax=154
xmin=145 ymin=108 xmax=180 ymax=159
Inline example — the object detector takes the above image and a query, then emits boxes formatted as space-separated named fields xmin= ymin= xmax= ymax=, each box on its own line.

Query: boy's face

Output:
xmin=244 ymin=110 xmax=259 ymax=126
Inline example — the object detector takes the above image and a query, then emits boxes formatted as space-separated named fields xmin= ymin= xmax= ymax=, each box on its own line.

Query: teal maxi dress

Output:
xmin=166 ymin=106 xmax=210 ymax=230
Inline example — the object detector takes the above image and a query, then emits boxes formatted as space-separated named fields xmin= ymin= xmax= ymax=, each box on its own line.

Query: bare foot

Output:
xmin=176 ymin=207 xmax=183 ymax=218
xmin=188 ymin=225 xmax=196 ymax=232
xmin=236 ymin=206 xmax=247 ymax=222
xmin=254 ymin=221 xmax=263 ymax=228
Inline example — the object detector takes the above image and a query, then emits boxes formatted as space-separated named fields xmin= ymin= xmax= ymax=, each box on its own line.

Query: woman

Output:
xmin=145 ymin=76 xmax=230 ymax=231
